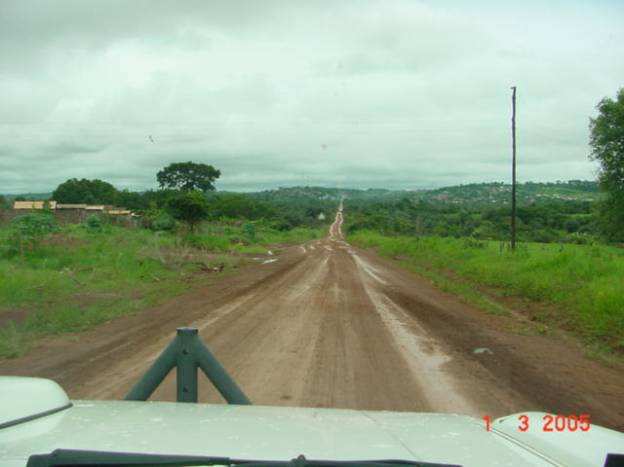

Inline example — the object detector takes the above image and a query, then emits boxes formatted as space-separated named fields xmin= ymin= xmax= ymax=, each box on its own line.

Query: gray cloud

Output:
xmin=1 ymin=0 xmax=623 ymax=193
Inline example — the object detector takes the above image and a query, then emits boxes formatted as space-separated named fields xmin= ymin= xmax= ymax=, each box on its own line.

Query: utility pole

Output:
xmin=510 ymin=86 xmax=517 ymax=251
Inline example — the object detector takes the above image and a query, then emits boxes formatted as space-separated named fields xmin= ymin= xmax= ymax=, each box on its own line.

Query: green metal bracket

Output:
xmin=124 ymin=327 xmax=251 ymax=405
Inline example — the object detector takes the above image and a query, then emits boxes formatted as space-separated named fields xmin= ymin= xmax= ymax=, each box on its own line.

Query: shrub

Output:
xmin=243 ymin=222 xmax=256 ymax=242
xmin=141 ymin=208 xmax=177 ymax=231
xmin=85 ymin=214 xmax=103 ymax=231
xmin=152 ymin=212 xmax=176 ymax=231
xmin=7 ymin=213 xmax=58 ymax=255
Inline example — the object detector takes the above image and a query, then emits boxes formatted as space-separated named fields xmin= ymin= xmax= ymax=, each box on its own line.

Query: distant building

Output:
xmin=13 ymin=200 xmax=57 ymax=210
xmin=85 ymin=205 xmax=107 ymax=211
xmin=56 ymin=204 xmax=87 ymax=209
xmin=107 ymin=209 xmax=132 ymax=216
xmin=12 ymin=200 xmax=133 ymax=217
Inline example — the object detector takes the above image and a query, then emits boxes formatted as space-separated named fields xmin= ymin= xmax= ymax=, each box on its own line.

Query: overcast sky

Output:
xmin=1 ymin=1 xmax=622 ymax=193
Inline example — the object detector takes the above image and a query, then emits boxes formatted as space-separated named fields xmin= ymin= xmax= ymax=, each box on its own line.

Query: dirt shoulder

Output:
xmin=356 ymin=247 xmax=624 ymax=431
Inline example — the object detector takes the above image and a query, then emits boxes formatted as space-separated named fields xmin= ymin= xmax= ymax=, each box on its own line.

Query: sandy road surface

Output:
xmin=2 ymin=210 xmax=623 ymax=429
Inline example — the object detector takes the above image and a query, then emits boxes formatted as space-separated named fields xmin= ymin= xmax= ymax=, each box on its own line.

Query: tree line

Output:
xmin=346 ymin=86 xmax=624 ymax=244
xmin=45 ymin=162 xmax=331 ymax=232
xmin=344 ymin=196 xmax=598 ymax=244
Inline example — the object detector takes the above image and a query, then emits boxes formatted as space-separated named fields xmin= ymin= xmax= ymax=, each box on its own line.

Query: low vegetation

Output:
xmin=345 ymin=194 xmax=599 ymax=244
xmin=349 ymin=231 xmax=624 ymax=354
xmin=0 ymin=219 xmax=322 ymax=358
xmin=0 ymin=162 xmax=331 ymax=359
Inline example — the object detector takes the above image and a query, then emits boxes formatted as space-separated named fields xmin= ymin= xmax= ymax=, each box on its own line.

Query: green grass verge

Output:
xmin=348 ymin=230 xmax=624 ymax=353
xmin=0 ymin=221 xmax=322 ymax=358
xmin=184 ymin=222 xmax=324 ymax=254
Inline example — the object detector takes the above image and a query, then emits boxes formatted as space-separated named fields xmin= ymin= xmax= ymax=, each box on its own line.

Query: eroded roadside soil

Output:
xmin=1 ymin=209 xmax=623 ymax=430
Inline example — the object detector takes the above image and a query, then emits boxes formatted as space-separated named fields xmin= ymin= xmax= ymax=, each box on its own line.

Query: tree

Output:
xmin=52 ymin=178 xmax=118 ymax=204
xmin=115 ymin=189 xmax=148 ymax=212
xmin=0 ymin=195 xmax=7 ymax=209
xmin=157 ymin=162 xmax=221 ymax=192
xmin=140 ymin=189 xmax=178 ymax=210
xmin=206 ymin=193 xmax=273 ymax=220
xmin=167 ymin=190 xmax=209 ymax=231
xmin=589 ymin=88 xmax=624 ymax=240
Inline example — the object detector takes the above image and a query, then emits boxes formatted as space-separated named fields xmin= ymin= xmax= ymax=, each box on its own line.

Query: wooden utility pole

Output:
xmin=511 ymin=86 xmax=517 ymax=251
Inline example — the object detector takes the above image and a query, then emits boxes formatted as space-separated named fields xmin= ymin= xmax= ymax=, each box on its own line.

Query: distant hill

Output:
xmin=3 ymin=181 xmax=600 ymax=208
xmin=411 ymin=180 xmax=600 ymax=206
xmin=248 ymin=181 xmax=600 ymax=207
xmin=248 ymin=186 xmax=401 ymax=203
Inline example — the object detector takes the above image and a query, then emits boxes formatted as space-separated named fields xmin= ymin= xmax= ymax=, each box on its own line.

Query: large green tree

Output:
xmin=52 ymin=178 xmax=118 ymax=204
xmin=157 ymin=162 xmax=221 ymax=192
xmin=167 ymin=190 xmax=209 ymax=231
xmin=590 ymin=88 xmax=624 ymax=240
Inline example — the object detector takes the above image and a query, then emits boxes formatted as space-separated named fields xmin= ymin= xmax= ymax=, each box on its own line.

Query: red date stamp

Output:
xmin=483 ymin=414 xmax=591 ymax=432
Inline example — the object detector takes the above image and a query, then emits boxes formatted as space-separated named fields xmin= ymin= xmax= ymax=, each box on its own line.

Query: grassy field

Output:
xmin=185 ymin=221 xmax=323 ymax=254
xmin=349 ymin=230 xmax=624 ymax=354
xmin=0 ymin=221 xmax=323 ymax=358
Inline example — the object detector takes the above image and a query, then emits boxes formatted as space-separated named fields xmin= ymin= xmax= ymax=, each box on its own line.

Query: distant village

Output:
xmin=2 ymin=200 xmax=135 ymax=225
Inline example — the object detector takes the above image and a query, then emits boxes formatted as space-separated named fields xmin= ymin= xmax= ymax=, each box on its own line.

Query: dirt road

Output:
xmin=2 ymin=209 xmax=623 ymax=429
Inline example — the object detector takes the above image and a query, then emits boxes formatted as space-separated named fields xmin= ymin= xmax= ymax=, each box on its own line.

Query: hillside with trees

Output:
xmin=1 ymin=179 xmax=605 ymax=244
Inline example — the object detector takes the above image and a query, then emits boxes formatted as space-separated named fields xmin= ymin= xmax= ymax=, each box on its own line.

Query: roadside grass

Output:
xmin=0 ymin=221 xmax=322 ymax=358
xmin=186 ymin=221 xmax=324 ymax=254
xmin=0 ymin=225 xmax=211 ymax=358
xmin=348 ymin=230 xmax=624 ymax=354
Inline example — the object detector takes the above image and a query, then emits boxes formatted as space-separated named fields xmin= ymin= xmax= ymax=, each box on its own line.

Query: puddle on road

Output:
xmin=371 ymin=289 xmax=477 ymax=415
xmin=349 ymin=251 xmax=388 ymax=286
xmin=351 ymin=250 xmax=478 ymax=415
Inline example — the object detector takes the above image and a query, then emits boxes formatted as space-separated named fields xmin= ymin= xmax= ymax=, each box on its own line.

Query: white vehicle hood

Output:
xmin=2 ymin=399 xmax=622 ymax=467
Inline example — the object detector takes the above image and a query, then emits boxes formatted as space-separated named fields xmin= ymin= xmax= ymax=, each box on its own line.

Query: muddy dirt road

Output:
xmin=2 ymin=209 xmax=623 ymax=429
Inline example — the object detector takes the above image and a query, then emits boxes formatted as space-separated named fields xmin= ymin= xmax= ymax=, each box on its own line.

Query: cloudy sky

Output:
xmin=1 ymin=1 xmax=622 ymax=193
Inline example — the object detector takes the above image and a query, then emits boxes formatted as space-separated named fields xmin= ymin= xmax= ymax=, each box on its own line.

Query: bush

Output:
xmin=142 ymin=209 xmax=176 ymax=232
xmin=6 ymin=213 xmax=58 ymax=255
xmin=152 ymin=212 xmax=176 ymax=231
xmin=564 ymin=232 xmax=596 ymax=245
xmin=85 ymin=214 xmax=103 ymax=231
xmin=243 ymin=223 xmax=256 ymax=242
